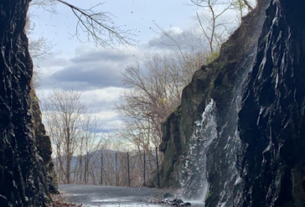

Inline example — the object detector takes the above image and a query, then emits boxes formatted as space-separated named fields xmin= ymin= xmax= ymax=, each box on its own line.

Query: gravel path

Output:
xmin=59 ymin=184 xmax=204 ymax=207
xmin=59 ymin=184 xmax=171 ymax=207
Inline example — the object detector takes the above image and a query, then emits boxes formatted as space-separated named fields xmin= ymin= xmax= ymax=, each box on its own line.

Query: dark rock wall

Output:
xmin=237 ymin=0 xmax=305 ymax=206
xmin=160 ymin=0 xmax=305 ymax=206
xmin=0 ymin=0 xmax=51 ymax=206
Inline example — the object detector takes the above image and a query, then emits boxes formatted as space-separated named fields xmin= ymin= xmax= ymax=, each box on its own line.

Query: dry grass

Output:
xmin=50 ymin=194 xmax=83 ymax=207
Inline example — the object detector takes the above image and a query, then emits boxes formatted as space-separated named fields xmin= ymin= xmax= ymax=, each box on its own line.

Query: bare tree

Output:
xmin=43 ymin=90 xmax=85 ymax=184
xmin=116 ymin=51 xmax=204 ymax=158
xmin=190 ymin=0 xmax=234 ymax=53
xmin=80 ymin=115 xmax=103 ymax=184
xmin=189 ymin=0 xmax=257 ymax=61
xmin=44 ymin=90 xmax=107 ymax=184
xmin=152 ymin=24 xmax=208 ymax=66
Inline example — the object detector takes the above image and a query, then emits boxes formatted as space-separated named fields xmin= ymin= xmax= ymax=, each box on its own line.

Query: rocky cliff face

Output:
xmin=0 ymin=1 xmax=55 ymax=206
xmin=159 ymin=0 xmax=269 ymax=188
xmin=237 ymin=0 xmax=305 ymax=206
xmin=159 ymin=0 xmax=305 ymax=206
xmin=30 ymin=88 xmax=58 ymax=194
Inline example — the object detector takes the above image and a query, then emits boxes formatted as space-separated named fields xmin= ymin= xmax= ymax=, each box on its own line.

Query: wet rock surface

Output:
xmin=158 ymin=0 xmax=271 ymax=190
xmin=237 ymin=0 xmax=305 ymax=206
xmin=159 ymin=198 xmax=191 ymax=206
xmin=0 ymin=0 xmax=54 ymax=206
xmin=159 ymin=0 xmax=305 ymax=206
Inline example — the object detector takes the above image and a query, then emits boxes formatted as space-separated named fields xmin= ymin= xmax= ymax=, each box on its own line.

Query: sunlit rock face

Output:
xmin=30 ymin=88 xmax=58 ymax=194
xmin=159 ymin=0 xmax=305 ymax=206
xmin=0 ymin=1 xmax=53 ymax=206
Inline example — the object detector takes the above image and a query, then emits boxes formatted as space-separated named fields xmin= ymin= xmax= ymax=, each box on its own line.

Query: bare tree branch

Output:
xmin=55 ymin=0 xmax=134 ymax=47
xmin=30 ymin=0 xmax=57 ymax=13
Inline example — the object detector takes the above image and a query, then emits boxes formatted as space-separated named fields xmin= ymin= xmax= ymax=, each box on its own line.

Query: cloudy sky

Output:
xmin=28 ymin=0 xmax=241 ymax=133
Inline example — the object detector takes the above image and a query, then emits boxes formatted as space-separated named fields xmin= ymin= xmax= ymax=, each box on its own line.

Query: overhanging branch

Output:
xmin=55 ymin=0 xmax=134 ymax=47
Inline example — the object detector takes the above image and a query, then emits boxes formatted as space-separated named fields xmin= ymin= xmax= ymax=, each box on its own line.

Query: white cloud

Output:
xmin=168 ymin=26 xmax=183 ymax=35
xmin=36 ymin=46 xmax=144 ymax=91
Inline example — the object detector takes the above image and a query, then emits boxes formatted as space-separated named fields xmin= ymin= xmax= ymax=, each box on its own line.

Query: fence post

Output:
xmin=127 ymin=152 xmax=130 ymax=187
xmin=156 ymin=147 xmax=160 ymax=188
xmin=100 ymin=153 xmax=103 ymax=185
xmin=84 ymin=154 xmax=87 ymax=184
xmin=115 ymin=152 xmax=118 ymax=186
xmin=143 ymin=150 xmax=146 ymax=186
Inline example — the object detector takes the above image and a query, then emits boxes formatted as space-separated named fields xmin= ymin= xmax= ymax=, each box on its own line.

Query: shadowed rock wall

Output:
xmin=237 ymin=0 xmax=305 ymax=206
xmin=0 ymin=1 xmax=53 ymax=206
